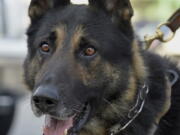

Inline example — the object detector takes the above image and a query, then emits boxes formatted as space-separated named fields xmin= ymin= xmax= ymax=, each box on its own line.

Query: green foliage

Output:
xmin=132 ymin=0 xmax=180 ymax=21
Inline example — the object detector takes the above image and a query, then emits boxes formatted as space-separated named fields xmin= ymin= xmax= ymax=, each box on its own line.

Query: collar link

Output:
xmin=110 ymin=84 xmax=149 ymax=135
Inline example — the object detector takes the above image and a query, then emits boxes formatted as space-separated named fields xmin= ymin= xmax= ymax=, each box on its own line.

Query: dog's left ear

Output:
xmin=89 ymin=0 xmax=134 ymax=38
xmin=29 ymin=0 xmax=70 ymax=21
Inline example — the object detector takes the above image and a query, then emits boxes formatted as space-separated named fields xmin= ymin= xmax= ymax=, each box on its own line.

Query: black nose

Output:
xmin=32 ymin=85 xmax=59 ymax=113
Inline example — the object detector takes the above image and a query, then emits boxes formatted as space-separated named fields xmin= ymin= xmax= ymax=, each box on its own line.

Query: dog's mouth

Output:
xmin=43 ymin=103 xmax=91 ymax=135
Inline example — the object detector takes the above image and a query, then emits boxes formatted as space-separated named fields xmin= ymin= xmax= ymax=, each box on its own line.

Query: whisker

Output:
xmin=103 ymin=98 xmax=119 ymax=113
xmin=72 ymin=108 xmax=82 ymax=113
xmin=103 ymin=98 xmax=133 ymax=119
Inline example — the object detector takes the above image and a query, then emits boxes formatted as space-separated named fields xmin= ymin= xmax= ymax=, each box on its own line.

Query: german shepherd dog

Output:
xmin=24 ymin=0 xmax=180 ymax=135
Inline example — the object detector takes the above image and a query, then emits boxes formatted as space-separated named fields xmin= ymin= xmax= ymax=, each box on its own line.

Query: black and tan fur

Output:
xmin=24 ymin=0 xmax=180 ymax=135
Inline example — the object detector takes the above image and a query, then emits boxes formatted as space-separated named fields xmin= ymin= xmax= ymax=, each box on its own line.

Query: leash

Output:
xmin=144 ymin=8 xmax=180 ymax=50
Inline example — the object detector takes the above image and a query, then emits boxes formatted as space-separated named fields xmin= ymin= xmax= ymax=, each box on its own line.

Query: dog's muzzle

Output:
xmin=32 ymin=85 xmax=59 ymax=114
xmin=32 ymin=85 xmax=92 ymax=135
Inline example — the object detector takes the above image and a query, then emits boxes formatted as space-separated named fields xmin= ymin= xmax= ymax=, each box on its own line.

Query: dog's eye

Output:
xmin=83 ymin=47 xmax=96 ymax=56
xmin=40 ymin=43 xmax=50 ymax=53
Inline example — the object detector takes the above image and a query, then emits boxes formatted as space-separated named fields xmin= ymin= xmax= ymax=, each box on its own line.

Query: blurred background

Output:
xmin=0 ymin=0 xmax=179 ymax=135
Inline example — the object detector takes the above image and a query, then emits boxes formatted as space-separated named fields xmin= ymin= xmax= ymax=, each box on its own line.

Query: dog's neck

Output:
xmin=81 ymin=74 xmax=173 ymax=135
xmin=109 ymin=83 xmax=149 ymax=135
xmin=80 ymin=82 xmax=151 ymax=135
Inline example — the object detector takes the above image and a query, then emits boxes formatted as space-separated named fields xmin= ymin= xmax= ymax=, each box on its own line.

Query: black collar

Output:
xmin=110 ymin=83 xmax=149 ymax=135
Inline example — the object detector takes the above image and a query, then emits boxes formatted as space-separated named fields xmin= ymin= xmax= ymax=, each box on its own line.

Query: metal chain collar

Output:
xmin=110 ymin=84 xmax=149 ymax=135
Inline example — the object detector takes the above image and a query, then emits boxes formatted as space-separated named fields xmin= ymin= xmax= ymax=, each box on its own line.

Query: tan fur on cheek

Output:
xmin=155 ymin=77 xmax=171 ymax=124
xmin=102 ymin=67 xmax=137 ymax=120
xmin=79 ymin=66 xmax=95 ymax=86
xmin=76 ymin=57 xmax=101 ymax=86
xmin=104 ymin=63 xmax=120 ymax=80
xmin=80 ymin=118 xmax=107 ymax=135
xmin=123 ymin=72 xmax=137 ymax=102
xmin=103 ymin=63 xmax=121 ymax=92
xmin=132 ymin=40 xmax=147 ymax=80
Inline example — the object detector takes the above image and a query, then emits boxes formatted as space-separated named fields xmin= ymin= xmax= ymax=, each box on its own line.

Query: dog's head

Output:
xmin=24 ymin=0 xmax=140 ymax=135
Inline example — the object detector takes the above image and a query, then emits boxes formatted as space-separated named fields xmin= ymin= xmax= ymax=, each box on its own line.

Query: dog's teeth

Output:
xmin=64 ymin=129 xmax=68 ymax=135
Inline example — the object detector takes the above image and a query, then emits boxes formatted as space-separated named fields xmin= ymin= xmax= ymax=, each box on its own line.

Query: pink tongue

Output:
xmin=43 ymin=115 xmax=73 ymax=135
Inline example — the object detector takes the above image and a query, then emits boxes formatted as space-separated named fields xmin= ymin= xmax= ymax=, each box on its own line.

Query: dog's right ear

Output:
xmin=88 ymin=0 xmax=134 ymax=39
xmin=29 ymin=0 xmax=70 ymax=21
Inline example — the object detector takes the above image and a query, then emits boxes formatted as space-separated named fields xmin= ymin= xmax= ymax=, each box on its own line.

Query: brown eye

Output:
xmin=84 ymin=47 xmax=96 ymax=56
xmin=40 ymin=43 xmax=50 ymax=53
